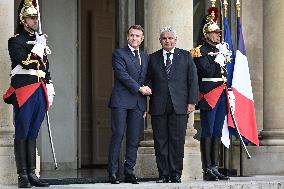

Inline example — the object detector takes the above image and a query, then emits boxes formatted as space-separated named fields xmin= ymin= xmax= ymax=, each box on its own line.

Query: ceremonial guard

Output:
xmin=191 ymin=7 xmax=230 ymax=181
xmin=3 ymin=0 xmax=55 ymax=187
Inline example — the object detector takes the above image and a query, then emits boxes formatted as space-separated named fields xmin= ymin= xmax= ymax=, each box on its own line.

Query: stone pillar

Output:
xmin=0 ymin=0 xmax=16 ymax=185
xmin=236 ymin=0 xmax=284 ymax=176
xmin=182 ymin=113 xmax=202 ymax=180
xmin=254 ymin=0 xmax=284 ymax=175
xmin=146 ymin=0 xmax=193 ymax=53
xmin=135 ymin=0 xmax=202 ymax=180
xmin=235 ymin=1 xmax=263 ymax=175
xmin=262 ymin=0 xmax=284 ymax=146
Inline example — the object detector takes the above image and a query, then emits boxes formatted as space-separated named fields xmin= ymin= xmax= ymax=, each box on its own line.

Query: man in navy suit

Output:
xmin=146 ymin=26 xmax=198 ymax=183
xmin=108 ymin=25 xmax=151 ymax=184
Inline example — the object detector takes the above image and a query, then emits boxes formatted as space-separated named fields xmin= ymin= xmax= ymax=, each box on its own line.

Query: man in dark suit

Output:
xmin=146 ymin=26 xmax=198 ymax=183
xmin=108 ymin=25 xmax=151 ymax=184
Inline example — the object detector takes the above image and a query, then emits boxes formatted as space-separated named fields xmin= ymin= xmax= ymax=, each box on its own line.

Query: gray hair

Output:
xmin=160 ymin=26 xmax=177 ymax=38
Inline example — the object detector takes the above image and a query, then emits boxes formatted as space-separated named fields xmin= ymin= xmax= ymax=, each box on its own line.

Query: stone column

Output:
xmin=182 ymin=114 xmax=202 ymax=180
xmin=255 ymin=0 xmax=284 ymax=174
xmin=146 ymin=0 xmax=193 ymax=53
xmin=236 ymin=0 xmax=284 ymax=176
xmin=262 ymin=0 xmax=284 ymax=146
xmin=0 ymin=0 xmax=17 ymax=185
xmin=135 ymin=0 xmax=202 ymax=180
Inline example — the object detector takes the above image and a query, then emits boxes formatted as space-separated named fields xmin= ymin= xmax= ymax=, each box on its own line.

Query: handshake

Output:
xmin=139 ymin=85 xmax=152 ymax=96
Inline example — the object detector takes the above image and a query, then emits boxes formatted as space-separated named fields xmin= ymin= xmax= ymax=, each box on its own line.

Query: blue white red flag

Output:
xmin=229 ymin=17 xmax=259 ymax=146
xmin=221 ymin=16 xmax=235 ymax=148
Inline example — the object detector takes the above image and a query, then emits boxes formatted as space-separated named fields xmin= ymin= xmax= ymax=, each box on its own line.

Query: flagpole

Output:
xmin=236 ymin=0 xmax=241 ymax=18
xmin=222 ymin=0 xmax=251 ymax=173
xmin=236 ymin=0 xmax=243 ymax=177
xmin=210 ymin=0 xmax=217 ymax=7
xmin=222 ymin=0 xmax=228 ymax=39
xmin=225 ymin=0 xmax=252 ymax=160
xmin=222 ymin=0 xmax=229 ymax=171
xmin=35 ymin=0 xmax=42 ymax=34
xmin=210 ymin=0 xmax=224 ymax=42
xmin=234 ymin=0 xmax=252 ymax=159
xmin=223 ymin=0 xmax=228 ymax=18
xmin=219 ymin=0 xmax=224 ymax=42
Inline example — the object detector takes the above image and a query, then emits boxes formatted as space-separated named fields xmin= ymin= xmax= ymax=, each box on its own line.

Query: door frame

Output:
xmin=78 ymin=0 xmax=144 ymax=169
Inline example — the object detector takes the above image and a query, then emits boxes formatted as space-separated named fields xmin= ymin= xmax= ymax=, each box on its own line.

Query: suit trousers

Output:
xmin=108 ymin=104 xmax=143 ymax=175
xmin=151 ymin=94 xmax=188 ymax=177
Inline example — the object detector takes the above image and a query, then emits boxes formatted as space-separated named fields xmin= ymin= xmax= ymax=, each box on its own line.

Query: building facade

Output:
xmin=1 ymin=0 xmax=283 ymax=184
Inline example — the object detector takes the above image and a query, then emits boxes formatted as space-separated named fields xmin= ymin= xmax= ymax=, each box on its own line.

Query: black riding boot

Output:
xmin=211 ymin=137 xmax=229 ymax=180
xmin=14 ymin=140 xmax=32 ymax=188
xmin=200 ymin=137 xmax=218 ymax=181
xmin=27 ymin=140 xmax=50 ymax=187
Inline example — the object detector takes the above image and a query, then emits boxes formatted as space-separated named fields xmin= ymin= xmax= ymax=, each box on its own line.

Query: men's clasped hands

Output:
xmin=139 ymin=85 xmax=152 ymax=95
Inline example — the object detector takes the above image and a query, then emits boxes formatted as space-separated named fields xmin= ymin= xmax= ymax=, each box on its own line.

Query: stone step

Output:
xmin=1 ymin=176 xmax=284 ymax=189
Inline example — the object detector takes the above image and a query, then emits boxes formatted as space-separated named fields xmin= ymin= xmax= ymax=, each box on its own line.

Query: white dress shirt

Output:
xmin=162 ymin=48 xmax=175 ymax=66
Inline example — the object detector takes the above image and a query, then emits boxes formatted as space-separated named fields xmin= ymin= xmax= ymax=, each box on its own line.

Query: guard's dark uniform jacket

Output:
xmin=3 ymin=30 xmax=51 ymax=110
xmin=191 ymin=42 xmax=227 ymax=110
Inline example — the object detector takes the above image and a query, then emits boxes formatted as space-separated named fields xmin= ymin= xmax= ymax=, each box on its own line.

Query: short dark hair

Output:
xmin=127 ymin=25 xmax=144 ymax=35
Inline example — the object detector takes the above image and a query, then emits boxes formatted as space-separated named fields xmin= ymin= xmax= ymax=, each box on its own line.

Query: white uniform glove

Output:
xmin=215 ymin=42 xmax=232 ymax=67
xmin=216 ymin=43 xmax=231 ymax=55
xmin=46 ymin=83 xmax=55 ymax=107
xmin=228 ymin=91 xmax=236 ymax=114
xmin=214 ymin=53 xmax=226 ymax=67
xmin=31 ymin=32 xmax=47 ymax=59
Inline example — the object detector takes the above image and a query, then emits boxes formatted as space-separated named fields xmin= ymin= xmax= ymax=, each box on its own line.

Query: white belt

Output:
xmin=202 ymin=78 xmax=223 ymax=82
xmin=11 ymin=64 xmax=46 ymax=78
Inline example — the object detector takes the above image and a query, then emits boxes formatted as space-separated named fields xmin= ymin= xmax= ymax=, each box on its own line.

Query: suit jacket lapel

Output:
xmin=157 ymin=50 xmax=167 ymax=78
xmin=169 ymin=48 xmax=180 ymax=79
xmin=126 ymin=47 xmax=141 ymax=73
xmin=140 ymin=52 xmax=147 ymax=74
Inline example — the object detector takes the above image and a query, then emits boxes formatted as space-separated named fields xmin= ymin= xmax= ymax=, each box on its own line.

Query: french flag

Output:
xmin=229 ymin=17 xmax=259 ymax=146
xmin=221 ymin=15 xmax=234 ymax=148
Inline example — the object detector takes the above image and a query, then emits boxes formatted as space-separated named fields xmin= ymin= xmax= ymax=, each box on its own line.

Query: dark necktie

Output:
xmin=165 ymin=52 xmax=172 ymax=79
xmin=133 ymin=50 xmax=141 ymax=66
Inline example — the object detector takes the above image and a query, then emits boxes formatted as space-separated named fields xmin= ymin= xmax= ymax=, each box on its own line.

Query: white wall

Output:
xmin=39 ymin=0 xmax=78 ymax=170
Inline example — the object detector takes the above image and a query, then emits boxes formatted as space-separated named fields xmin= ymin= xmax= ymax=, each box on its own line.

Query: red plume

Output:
xmin=207 ymin=7 xmax=219 ymax=22
xmin=32 ymin=0 xmax=37 ymax=7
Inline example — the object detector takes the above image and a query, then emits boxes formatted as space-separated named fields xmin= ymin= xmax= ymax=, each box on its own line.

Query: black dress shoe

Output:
xmin=203 ymin=168 xmax=219 ymax=181
xmin=28 ymin=171 xmax=50 ymax=187
xmin=170 ymin=175 xmax=181 ymax=183
xmin=156 ymin=176 xmax=169 ymax=183
xmin=211 ymin=166 xmax=230 ymax=180
xmin=109 ymin=174 xmax=120 ymax=184
xmin=124 ymin=174 xmax=139 ymax=184
xmin=18 ymin=171 xmax=32 ymax=188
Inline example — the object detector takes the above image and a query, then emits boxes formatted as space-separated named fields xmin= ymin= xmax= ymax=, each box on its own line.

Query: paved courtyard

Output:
xmin=1 ymin=176 xmax=284 ymax=189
